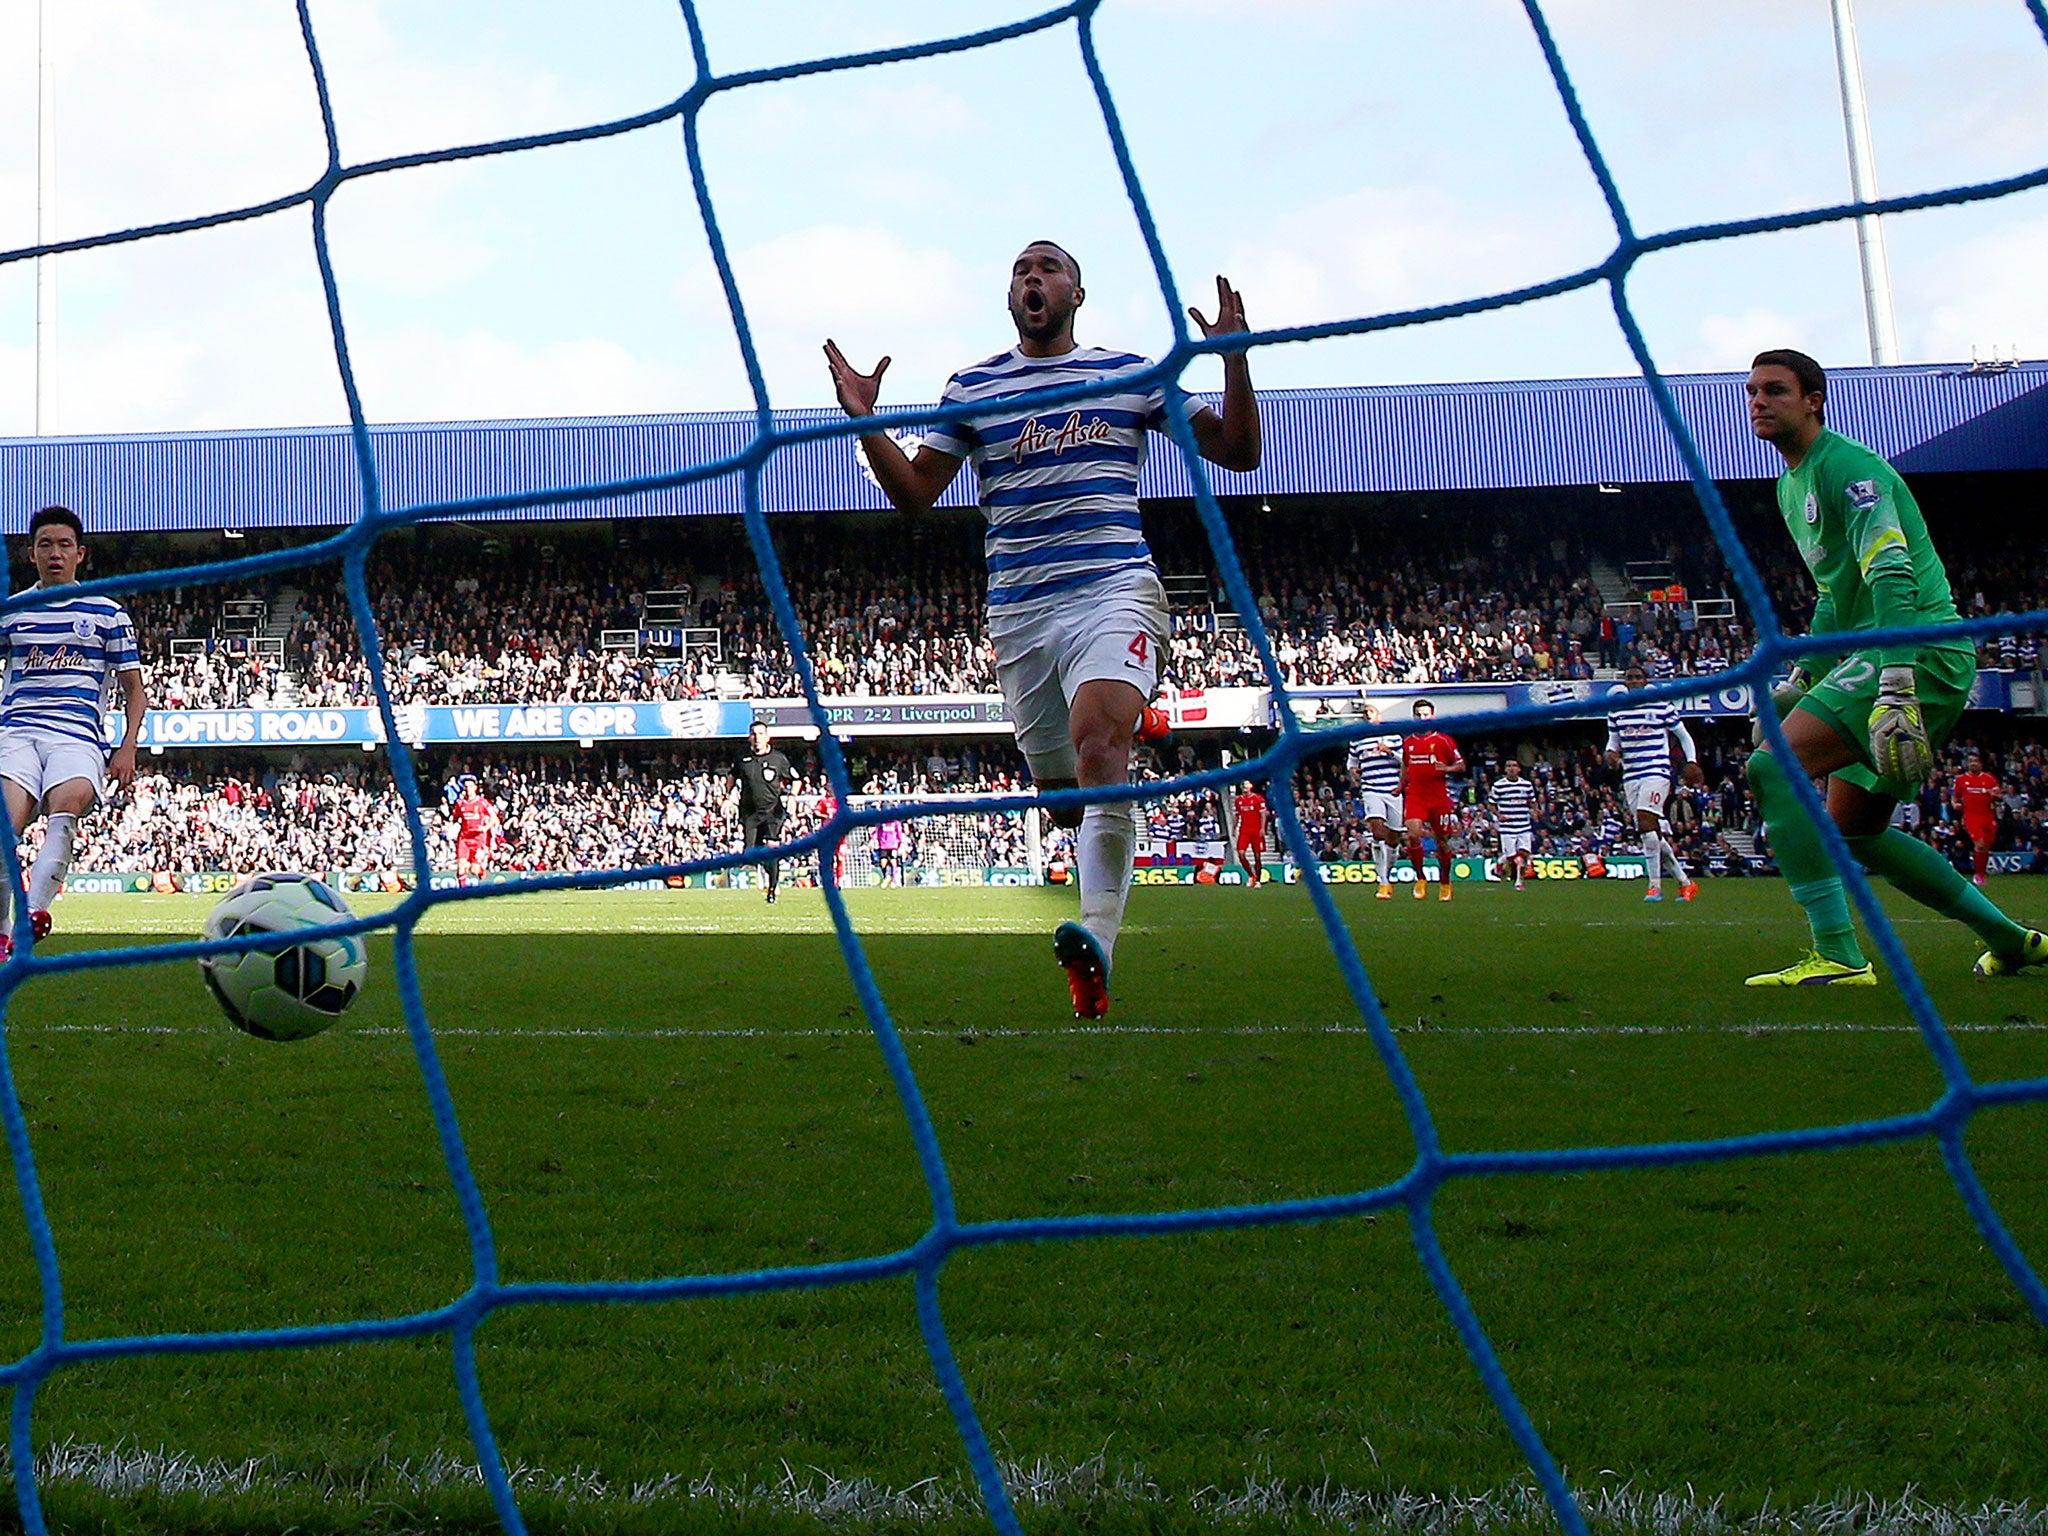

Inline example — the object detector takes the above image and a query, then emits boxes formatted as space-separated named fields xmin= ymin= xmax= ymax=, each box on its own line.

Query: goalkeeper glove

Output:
xmin=1869 ymin=664 xmax=1933 ymax=782
xmin=1751 ymin=665 xmax=1813 ymax=749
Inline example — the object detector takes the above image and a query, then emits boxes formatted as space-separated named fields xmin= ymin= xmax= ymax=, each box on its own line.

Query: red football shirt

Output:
xmin=1402 ymin=731 xmax=1461 ymax=795
xmin=454 ymin=795 xmax=495 ymax=839
xmin=1955 ymin=771 xmax=2000 ymax=824
xmin=1233 ymin=790 xmax=1267 ymax=841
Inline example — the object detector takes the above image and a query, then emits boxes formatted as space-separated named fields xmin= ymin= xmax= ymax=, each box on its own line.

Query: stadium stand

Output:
xmin=48 ymin=730 xmax=2047 ymax=883
xmin=85 ymin=492 xmax=2044 ymax=709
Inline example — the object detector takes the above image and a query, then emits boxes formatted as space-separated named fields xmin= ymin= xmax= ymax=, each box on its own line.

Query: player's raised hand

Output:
xmin=1189 ymin=276 xmax=1249 ymax=351
xmin=823 ymin=341 xmax=889 ymax=418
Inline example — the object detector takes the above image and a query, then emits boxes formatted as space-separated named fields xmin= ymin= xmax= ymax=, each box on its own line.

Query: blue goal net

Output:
xmin=3 ymin=3 xmax=2048 ymax=1533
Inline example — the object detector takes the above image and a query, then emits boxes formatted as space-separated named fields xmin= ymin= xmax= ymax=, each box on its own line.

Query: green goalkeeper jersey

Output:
xmin=1774 ymin=428 xmax=1963 ymax=666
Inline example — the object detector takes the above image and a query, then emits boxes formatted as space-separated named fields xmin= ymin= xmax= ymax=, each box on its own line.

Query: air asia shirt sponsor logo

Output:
xmin=1014 ymin=411 xmax=1115 ymax=460
xmin=21 ymin=644 xmax=90 ymax=672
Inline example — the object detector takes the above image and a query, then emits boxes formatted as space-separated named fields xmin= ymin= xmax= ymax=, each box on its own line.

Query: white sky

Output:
xmin=0 ymin=0 xmax=2044 ymax=437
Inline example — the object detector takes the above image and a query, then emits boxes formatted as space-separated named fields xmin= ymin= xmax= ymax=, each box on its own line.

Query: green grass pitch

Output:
xmin=0 ymin=880 xmax=2043 ymax=1534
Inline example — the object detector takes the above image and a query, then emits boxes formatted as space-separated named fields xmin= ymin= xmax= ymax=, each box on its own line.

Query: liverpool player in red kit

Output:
xmin=450 ymin=775 xmax=498 ymax=884
xmin=1402 ymin=700 xmax=1464 ymax=901
xmin=1233 ymin=785 xmax=1269 ymax=888
xmin=1954 ymin=751 xmax=2001 ymax=888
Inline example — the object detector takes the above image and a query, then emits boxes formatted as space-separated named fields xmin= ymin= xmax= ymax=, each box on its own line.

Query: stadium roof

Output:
xmin=2 ymin=362 xmax=2043 ymax=534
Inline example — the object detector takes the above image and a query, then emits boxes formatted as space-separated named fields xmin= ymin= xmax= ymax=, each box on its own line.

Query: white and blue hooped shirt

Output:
xmin=924 ymin=346 xmax=1205 ymax=628
xmin=1606 ymin=700 xmax=1683 ymax=787
xmin=0 ymin=589 xmax=141 ymax=748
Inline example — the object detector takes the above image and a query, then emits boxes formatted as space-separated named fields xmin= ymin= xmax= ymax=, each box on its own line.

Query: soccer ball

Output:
xmin=199 ymin=873 xmax=367 ymax=1041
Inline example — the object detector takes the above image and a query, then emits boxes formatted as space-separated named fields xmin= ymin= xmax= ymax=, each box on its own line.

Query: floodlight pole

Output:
xmin=1829 ymin=0 xmax=1900 ymax=367
xmin=35 ymin=0 xmax=59 ymax=434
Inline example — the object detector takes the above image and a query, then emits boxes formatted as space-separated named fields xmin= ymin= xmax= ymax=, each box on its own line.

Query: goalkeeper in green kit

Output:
xmin=1742 ymin=348 xmax=2044 ymax=986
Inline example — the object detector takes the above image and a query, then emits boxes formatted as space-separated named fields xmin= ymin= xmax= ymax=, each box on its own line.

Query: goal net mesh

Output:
xmin=839 ymin=795 xmax=1042 ymax=886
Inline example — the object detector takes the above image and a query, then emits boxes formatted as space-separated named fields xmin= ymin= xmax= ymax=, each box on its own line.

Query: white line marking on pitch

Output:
xmin=12 ymin=1021 xmax=2044 ymax=1041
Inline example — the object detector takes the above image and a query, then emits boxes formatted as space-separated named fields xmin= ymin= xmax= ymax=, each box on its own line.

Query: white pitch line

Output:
xmin=11 ymin=1020 xmax=2044 ymax=1041
xmin=18 ymin=1441 xmax=2048 ymax=1536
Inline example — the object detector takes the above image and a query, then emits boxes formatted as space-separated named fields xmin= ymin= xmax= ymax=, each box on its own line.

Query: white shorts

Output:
xmin=1625 ymin=777 xmax=1671 ymax=822
xmin=1361 ymin=791 xmax=1402 ymax=828
xmin=993 ymin=574 xmax=1169 ymax=782
xmin=1499 ymin=831 xmax=1534 ymax=858
xmin=0 ymin=732 xmax=105 ymax=803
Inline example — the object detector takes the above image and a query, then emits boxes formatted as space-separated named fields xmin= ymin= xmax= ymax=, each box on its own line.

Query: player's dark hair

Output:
xmin=28 ymin=504 xmax=83 ymax=542
xmin=1023 ymin=241 xmax=1081 ymax=286
xmin=1752 ymin=348 xmax=1826 ymax=424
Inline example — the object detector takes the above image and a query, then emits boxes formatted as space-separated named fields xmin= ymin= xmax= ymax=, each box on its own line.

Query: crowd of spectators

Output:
xmin=48 ymin=512 xmax=1851 ymax=716
xmin=60 ymin=744 xmax=1055 ymax=884
xmin=43 ymin=722 xmax=2048 ymax=887
xmin=94 ymin=495 xmax=2048 ymax=714
xmin=25 ymin=497 xmax=2047 ymax=890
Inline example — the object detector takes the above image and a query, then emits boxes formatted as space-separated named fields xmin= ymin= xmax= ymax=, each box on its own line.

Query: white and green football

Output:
xmin=199 ymin=874 xmax=367 ymax=1041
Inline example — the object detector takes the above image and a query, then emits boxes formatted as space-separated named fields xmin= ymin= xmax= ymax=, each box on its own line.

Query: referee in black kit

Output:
xmin=735 ymin=718 xmax=794 ymax=903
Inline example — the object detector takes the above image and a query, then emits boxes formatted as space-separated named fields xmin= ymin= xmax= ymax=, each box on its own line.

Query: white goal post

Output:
xmin=837 ymin=794 xmax=1043 ymax=886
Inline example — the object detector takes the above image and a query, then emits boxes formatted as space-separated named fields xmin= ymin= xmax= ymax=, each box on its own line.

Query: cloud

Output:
xmin=674 ymin=223 xmax=980 ymax=408
xmin=714 ymin=223 xmax=972 ymax=330
xmin=1914 ymin=214 xmax=2048 ymax=362
xmin=1219 ymin=185 xmax=1601 ymax=332
xmin=350 ymin=328 xmax=691 ymax=425
xmin=1694 ymin=308 xmax=1814 ymax=373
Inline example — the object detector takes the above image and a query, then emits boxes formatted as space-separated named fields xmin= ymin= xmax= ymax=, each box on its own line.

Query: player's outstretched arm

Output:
xmin=1188 ymin=276 xmax=1261 ymax=473
xmin=822 ymin=340 xmax=963 ymax=515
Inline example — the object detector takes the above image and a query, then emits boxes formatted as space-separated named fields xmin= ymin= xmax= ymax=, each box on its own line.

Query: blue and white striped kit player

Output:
xmin=1489 ymin=776 xmax=1537 ymax=840
xmin=1605 ymin=687 xmax=1697 ymax=899
xmin=825 ymin=244 xmax=1261 ymax=1019
xmin=1487 ymin=770 xmax=1539 ymax=887
xmin=1347 ymin=729 xmax=1407 ymax=892
xmin=0 ymin=507 xmax=148 ymax=952
xmin=1 ymin=591 xmax=140 ymax=769
xmin=1605 ymin=698 xmax=1692 ymax=813
xmin=924 ymin=343 xmax=1201 ymax=730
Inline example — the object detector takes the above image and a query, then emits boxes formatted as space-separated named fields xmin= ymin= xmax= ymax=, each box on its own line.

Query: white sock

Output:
xmin=28 ymin=813 xmax=76 ymax=912
xmin=1374 ymin=840 xmax=1393 ymax=886
xmin=1641 ymin=834 xmax=1662 ymax=893
xmin=1078 ymin=802 xmax=1137 ymax=967
xmin=1663 ymin=833 xmax=1688 ymax=882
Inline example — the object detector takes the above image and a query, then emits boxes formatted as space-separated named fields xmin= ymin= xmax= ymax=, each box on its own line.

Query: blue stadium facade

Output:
xmin=2 ymin=361 xmax=2043 ymax=533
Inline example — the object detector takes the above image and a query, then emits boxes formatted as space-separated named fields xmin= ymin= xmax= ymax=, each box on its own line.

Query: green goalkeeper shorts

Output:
xmin=1794 ymin=642 xmax=1976 ymax=800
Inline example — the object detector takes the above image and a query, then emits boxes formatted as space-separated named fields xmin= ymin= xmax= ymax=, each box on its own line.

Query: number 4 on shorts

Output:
xmin=1127 ymin=634 xmax=1149 ymax=665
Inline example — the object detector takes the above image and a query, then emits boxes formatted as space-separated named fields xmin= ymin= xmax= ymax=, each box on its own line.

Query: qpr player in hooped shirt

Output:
xmin=0 ymin=506 xmax=147 ymax=955
xmin=826 ymin=241 xmax=1261 ymax=1021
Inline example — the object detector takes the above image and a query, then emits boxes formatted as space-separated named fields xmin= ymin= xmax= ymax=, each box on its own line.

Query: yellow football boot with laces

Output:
xmin=1745 ymin=950 xmax=1877 ymax=987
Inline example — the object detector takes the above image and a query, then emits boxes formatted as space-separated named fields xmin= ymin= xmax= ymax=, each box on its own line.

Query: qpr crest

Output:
xmin=71 ymin=615 xmax=95 ymax=639
xmin=1803 ymin=492 xmax=1819 ymax=525
xmin=854 ymin=430 xmax=923 ymax=490
xmin=657 ymin=701 xmax=720 ymax=739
